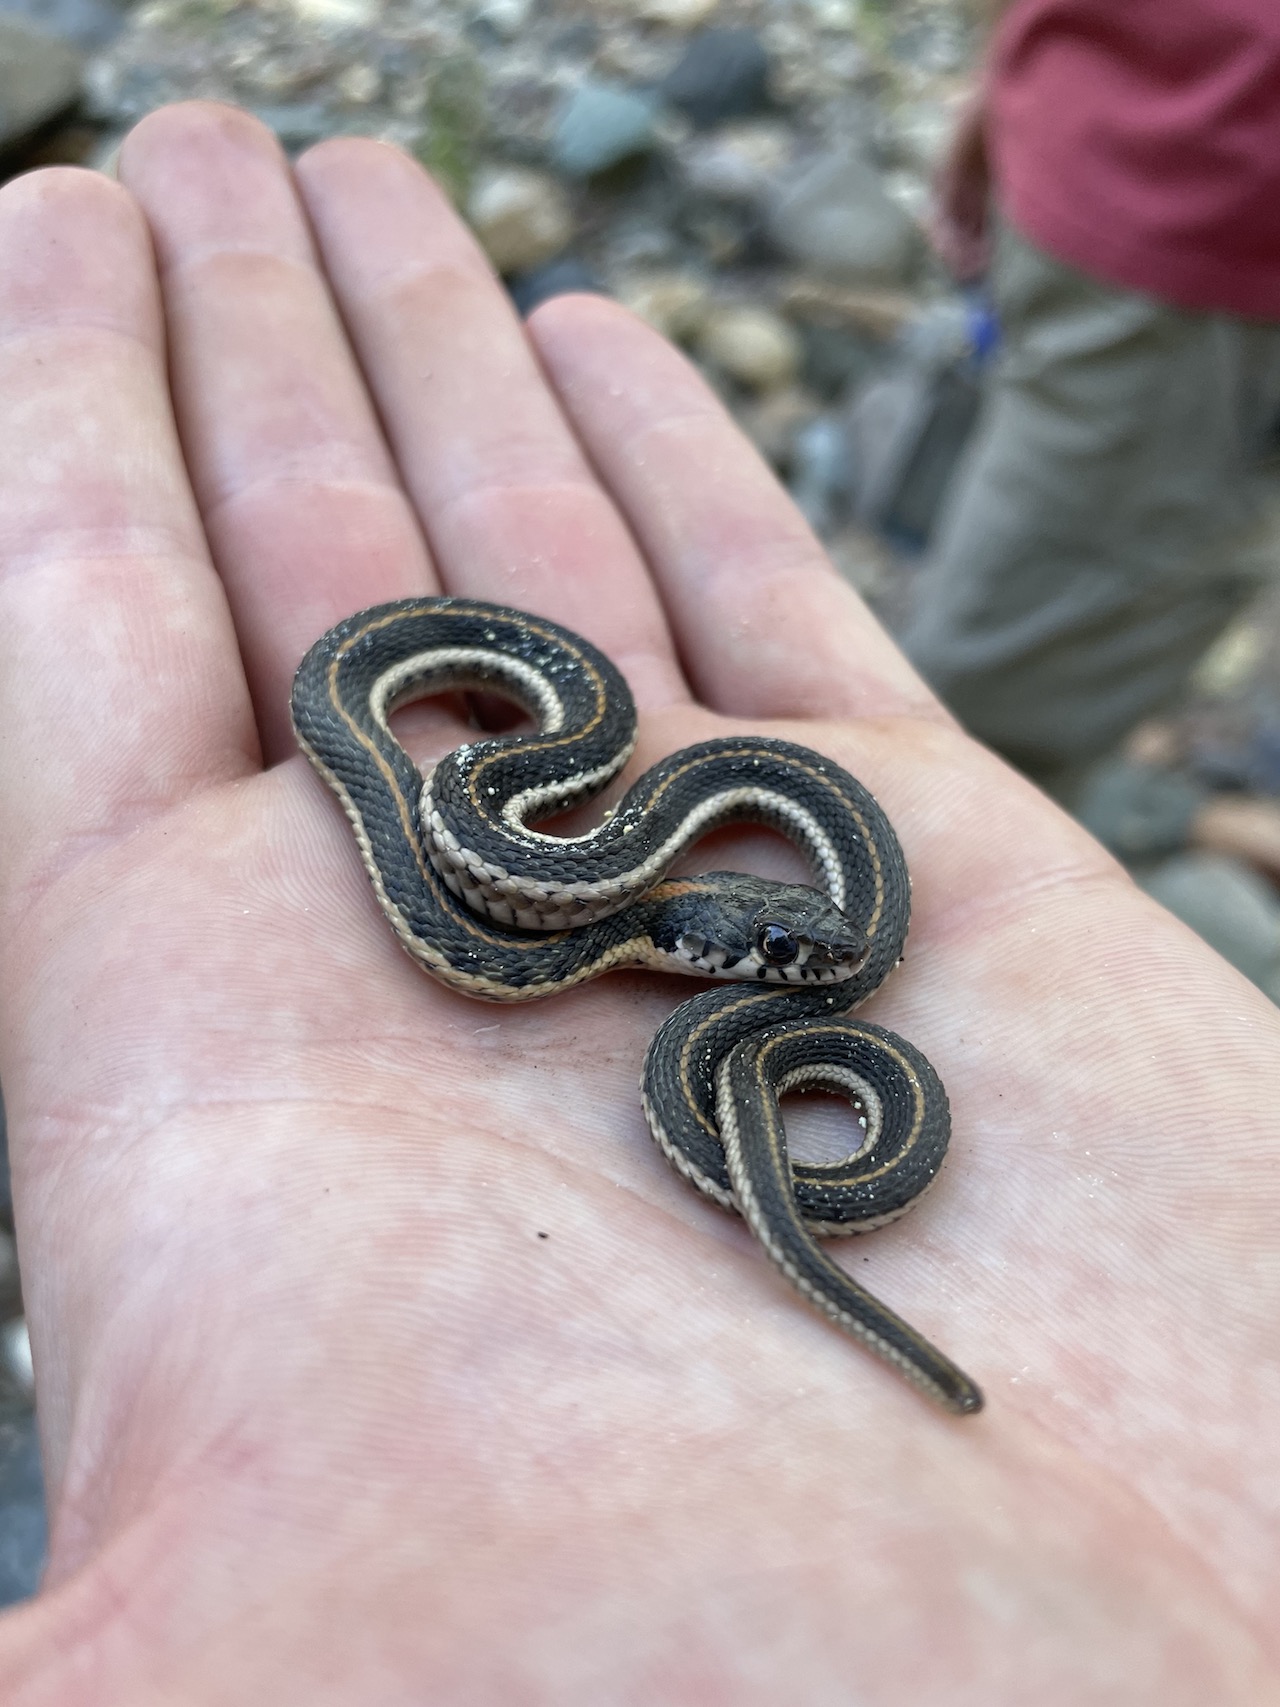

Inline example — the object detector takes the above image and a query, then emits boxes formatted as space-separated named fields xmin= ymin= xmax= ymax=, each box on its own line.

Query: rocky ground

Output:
xmin=1 ymin=0 xmax=1279 ymax=1603
xmin=0 ymin=1102 xmax=42 ymax=1605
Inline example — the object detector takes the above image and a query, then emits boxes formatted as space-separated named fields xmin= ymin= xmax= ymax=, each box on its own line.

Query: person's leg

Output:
xmin=900 ymin=224 xmax=1280 ymax=786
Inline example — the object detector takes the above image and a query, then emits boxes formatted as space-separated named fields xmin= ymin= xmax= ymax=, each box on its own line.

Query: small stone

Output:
xmin=1190 ymin=700 xmax=1280 ymax=795
xmin=796 ymin=321 xmax=880 ymax=401
xmin=661 ymin=27 xmax=771 ymax=130
xmin=248 ymin=103 xmax=334 ymax=151
xmin=604 ymin=218 xmax=680 ymax=271
xmin=1138 ymin=853 xmax=1280 ymax=996
xmin=1 ymin=0 xmax=122 ymax=47
xmin=547 ymin=19 xmax=598 ymax=58
xmin=466 ymin=166 xmax=574 ymax=275
xmin=1075 ymin=760 xmax=1206 ymax=862
xmin=509 ymin=256 xmax=605 ymax=317
xmin=1125 ymin=720 xmax=1184 ymax=769
xmin=889 ymin=98 xmax=958 ymax=174
xmin=551 ymin=80 xmax=659 ymax=178
xmin=683 ymin=205 xmax=748 ymax=266
xmin=826 ymin=524 xmax=894 ymax=599
xmin=240 ymin=51 xmax=322 ymax=99
xmin=0 ymin=16 xmax=82 ymax=154
xmin=736 ymin=385 xmax=820 ymax=468
xmin=1192 ymin=617 xmax=1270 ymax=699
xmin=880 ymin=168 xmax=930 ymax=224
xmin=632 ymin=0 xmax=717 ymax=29
xmin=285 ymin=0 xmax=377 ymax=26
xmin=768 ymin=150 xmax=924 ymax=286
xmin=615 ymin=270 xmax=710 ymax=342
xmin=471 ymin=0 xmax=531 ymax=38
xmin=676 ymin=119 xmax=795 ymax=204
xmin=698 ymin=305 xmax=801 ymax=392
xmin=594 ymin=33 xmax=677 ymax=85
xmin=90 ymin=128 xmax=126 ymax=177
xmin=336 ymin=62 xmax=382 ymax=105
xmin=804 ymin=0 xmax=860 ymax=29
xmin=789 ymin=413 xmax=853 ymax=533
xmin=779 ymin=276 xmax=918 ymax=342
xmin=0 ymin=1321 xmax=32 ymax=1400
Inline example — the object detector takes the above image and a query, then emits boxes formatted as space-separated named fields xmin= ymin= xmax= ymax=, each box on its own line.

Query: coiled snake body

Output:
xmin=292 ymin=598 xmax=982 ymax=1415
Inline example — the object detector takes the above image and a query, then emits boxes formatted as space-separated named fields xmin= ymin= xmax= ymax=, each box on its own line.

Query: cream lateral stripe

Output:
xmin=498 ymin=736 xmax=635 ymax=837
xmin=327 ymin=653 xmax=433 ymax=889
xmin=466 ymin=628 xmax=611 ymax=799
xmin=450 ymin=783 xmax=845 ymax=905
xmin=489 ymin=736 xmax=876 ymax=916
xmin=317 ymin=652 xmax=664 ymax=994
xmin=679 ymin=988 xmax=796 ymax=1143
xmin=312 ymin=708 xmax=664 ymax=1001
xmin=755 ymin=1026 xmax=925 ymax=1184
xmin=774 ymin=1062 xmax=883 ymax=1165
xmin=640 ymin=1091 xmax=738 ymax=1210
xmin=327 ymin=602 xmax=532 ymax=895
xmin=636 ymin=747 xmax=876 ymax=917
xmin=369 ymin=647 xmax=567 ymax=736
xmin=297 ymin=732 xmax=455 ymax=977
xmin=715 ymin=1065 xmax=960 ymax=1406
xmin=326 ymin=634 xmax=586 ymax=955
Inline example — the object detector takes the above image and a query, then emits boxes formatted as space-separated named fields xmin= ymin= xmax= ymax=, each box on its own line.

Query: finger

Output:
xmin=529 ymin=293 xmax=947 ymax=725
xmin=293 ymin=138 xmax=689 ymax=713
xmin=118 ymin=103 xmax=436 ymax=762
xmin=0 ymin=166 xmax=256 ymax=918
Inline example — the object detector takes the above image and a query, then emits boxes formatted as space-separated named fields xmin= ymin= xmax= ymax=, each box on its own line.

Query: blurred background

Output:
xmin=2 ymin=0 xmax=1279 ymax=1603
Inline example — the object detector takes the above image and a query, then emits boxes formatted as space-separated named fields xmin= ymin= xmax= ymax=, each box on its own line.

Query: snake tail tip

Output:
xmin=950 ymin=1383 xmax=985 ymax=1417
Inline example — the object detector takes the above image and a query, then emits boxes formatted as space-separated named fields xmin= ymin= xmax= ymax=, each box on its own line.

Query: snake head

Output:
xmin=653 ymin=874 xmax=870 ymax=985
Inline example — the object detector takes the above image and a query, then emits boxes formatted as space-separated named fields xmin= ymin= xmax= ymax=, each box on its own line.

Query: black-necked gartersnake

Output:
xmin=292 ymin=597 xmax=982 ymax=1415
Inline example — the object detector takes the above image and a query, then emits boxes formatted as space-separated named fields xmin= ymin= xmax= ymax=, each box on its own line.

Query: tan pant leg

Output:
xmin=900 ymin=224 xmax=1280 ymax=776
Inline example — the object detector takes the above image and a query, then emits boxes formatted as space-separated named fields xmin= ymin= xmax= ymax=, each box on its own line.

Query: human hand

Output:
xmin=928 ymin=90 xmax=993 ymax=283
xmin=0 ymin=103 xmax=1277 ymax=1704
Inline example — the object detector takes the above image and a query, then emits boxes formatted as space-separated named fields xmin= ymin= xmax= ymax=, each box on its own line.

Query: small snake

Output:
xmin=292 ymin=597 xmax=982 ymax=1415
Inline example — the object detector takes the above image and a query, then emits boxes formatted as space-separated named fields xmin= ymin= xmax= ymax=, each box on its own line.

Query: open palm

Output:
xmin=0 ymin=103 xmax=1276 ymax=1705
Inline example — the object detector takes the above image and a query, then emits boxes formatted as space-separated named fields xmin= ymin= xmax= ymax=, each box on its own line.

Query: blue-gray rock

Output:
xmin=249 ymin=103 xmax=340 ymax=151
xmin=547 ymin=19 xmax=599 ymax=59
xmin=509 ymin=257 xmax=605 ymax=317
xmin=0 ymin=0 xmax=121 ymax=48
xmin=1138 ymin=852 xmax=1280 ymax=997
xmin=661 ymin=28 xmax=771 ymax=130
xmin=789 ymin=415 xmax=853 ymax=535
xmin=0 ymin=1405 xmax=45 ymax=1608
xmin=1075 ymin=760 xmax=1206 ymax=862
xmin=1190 ymin=700 xmax=1280 ymax=796
xmin=798 ymin=320 xmax=881 ymax=400
xmin=552 ymin=81 xmax=659 ymax=178
xmin=0 ymin=14 xmax=82 ymax=153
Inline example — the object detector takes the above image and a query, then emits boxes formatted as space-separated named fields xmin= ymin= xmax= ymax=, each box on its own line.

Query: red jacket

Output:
xmin=991 ymin=0 xmax=1280 ymax=318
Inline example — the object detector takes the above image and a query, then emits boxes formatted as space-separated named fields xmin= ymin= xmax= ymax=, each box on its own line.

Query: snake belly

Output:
xmin=292 ymin=596 xmax=982 ymax=1415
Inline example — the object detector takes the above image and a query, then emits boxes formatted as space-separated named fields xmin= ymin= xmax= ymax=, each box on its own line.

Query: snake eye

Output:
xmin=757 ymin=922 xmax=800 ymax=966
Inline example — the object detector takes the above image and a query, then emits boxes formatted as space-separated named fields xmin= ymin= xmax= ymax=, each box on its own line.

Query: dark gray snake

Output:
xmin=292 ymin=597 xmax=982 ymax=1415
